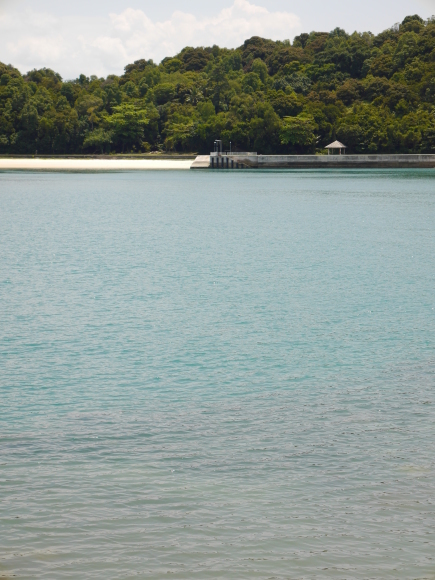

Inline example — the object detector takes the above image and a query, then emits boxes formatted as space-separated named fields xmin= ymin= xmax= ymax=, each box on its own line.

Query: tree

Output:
xmin=268 ymin=90 xmax=302 ymax=117
xmin=280 ymin=116 xmax=317 ymax=152
xmin=251 ymin=59 xmax=269 ymax=83
xmin=1 ymin=14 xmax=435 ymax=154
xmin=104 ymin=104 xmax=149 ymax=151
xmin=83 ymin=128 xmax=113 ymax=153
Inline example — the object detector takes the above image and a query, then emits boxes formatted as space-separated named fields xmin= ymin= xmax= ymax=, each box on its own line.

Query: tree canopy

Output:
xmin=1 ymin=15 xmax=435 ymax=155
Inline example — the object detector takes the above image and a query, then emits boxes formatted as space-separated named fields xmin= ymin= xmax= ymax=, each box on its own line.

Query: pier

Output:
xmin=190 ymin=153 xmax=435 ymax=169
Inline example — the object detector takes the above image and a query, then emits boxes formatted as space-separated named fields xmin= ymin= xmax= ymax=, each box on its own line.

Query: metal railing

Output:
xmin=210 ymin=151 xmax=257 ymax=156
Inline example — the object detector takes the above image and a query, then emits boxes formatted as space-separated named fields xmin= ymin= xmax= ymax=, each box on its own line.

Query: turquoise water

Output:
xmin=1 ymin=169 xmax=435 ymax=579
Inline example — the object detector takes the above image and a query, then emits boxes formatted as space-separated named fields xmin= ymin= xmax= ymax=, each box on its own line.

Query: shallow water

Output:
xmin=1 ymin=169 xmax=435 ymax=579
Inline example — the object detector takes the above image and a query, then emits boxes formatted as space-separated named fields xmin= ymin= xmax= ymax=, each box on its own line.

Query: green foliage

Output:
xmin=2 ymin=14 xmax=435 ymax=154
xmin=280 ymin=116 xmax=317 ymax=152
xmin=268 ymin=90 xmax=302 ymax=117
xmin=179 ymin=47 xmax=211 ymax=71
xmin=251 ymin=59 xmax=268 ymax=83
xmin=242 ymin=72 xmax=262 ymax=93
xmin=273 ymin=73 xmax=312 ymax=94
xmin=83 ymin=128 xmax=113 ymax=153
xmin=197 ymin=101 xmax=215 ymax=120
xmin=104 ymin=104 xmax=149 ymax=151
xmin=152 ymin=83 xmax=176 ymax=105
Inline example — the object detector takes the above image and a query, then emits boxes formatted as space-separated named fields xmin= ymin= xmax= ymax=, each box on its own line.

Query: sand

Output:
xmin=0 ymin=158 xmax=194 ymax=171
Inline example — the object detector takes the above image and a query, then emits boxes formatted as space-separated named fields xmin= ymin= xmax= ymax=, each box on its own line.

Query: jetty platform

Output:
xmin=190 ymin=153 xmax=435 ymax=169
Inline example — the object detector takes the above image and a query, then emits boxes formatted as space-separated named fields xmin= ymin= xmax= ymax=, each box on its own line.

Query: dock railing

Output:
xmin=210 ymin=151 xmax=258 ymax=169
xmin=210 ymin=152 xmax=257 ymax=156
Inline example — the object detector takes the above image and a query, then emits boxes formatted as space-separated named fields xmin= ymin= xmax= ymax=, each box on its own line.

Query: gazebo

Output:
xmin=325 ymin=140 xmax=346 ymax=155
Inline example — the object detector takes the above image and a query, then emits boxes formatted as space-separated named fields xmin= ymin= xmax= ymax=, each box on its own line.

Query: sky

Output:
xmin=0 ymin=0 xmax=434 ymax=79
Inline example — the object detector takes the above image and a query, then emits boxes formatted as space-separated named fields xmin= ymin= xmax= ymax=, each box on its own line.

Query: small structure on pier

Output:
xmin=325 ymin=141 xmax=346 ymax=155
xmin=213 ymin=140 xmax=223 ymax=155
xmin=209 ymin=138 xmax=257 ymax=168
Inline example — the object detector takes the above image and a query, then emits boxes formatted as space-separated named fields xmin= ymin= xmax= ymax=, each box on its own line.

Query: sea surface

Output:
xmin=1 ymin=169 xmax=435 ymax=579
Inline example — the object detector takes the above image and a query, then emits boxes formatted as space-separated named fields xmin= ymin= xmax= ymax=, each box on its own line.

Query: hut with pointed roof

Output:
xmin=325 ymin=141 xmax=346 ymax=155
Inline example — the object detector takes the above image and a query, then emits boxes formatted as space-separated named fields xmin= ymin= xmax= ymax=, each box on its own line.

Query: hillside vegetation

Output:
xmin=1 ymin=14 xmax=435 ymax=155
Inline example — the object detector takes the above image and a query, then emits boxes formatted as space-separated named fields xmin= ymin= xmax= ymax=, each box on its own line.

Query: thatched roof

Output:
xmin=325 ymin=140 xmax=346 ymax=149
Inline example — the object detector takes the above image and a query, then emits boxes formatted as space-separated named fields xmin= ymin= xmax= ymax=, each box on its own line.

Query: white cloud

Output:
xmin=0 ymin=0 xmax=301 ymax=79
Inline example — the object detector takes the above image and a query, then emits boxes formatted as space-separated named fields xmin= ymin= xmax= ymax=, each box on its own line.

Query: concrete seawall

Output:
xmin=191 ymin=154 xmax=435 ymax=169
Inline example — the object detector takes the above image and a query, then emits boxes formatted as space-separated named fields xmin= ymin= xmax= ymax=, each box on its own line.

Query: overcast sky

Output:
xmin=0 ymin=0 xmax=434 ymax=79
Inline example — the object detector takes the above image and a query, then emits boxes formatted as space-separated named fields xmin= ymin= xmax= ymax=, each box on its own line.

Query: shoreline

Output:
xmin=0 ymin=158 xmax=193 ymax=171
xmin=2 ymin=155 xmax=435 ymax=172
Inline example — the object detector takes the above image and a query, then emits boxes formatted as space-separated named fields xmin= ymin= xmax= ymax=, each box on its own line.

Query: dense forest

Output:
xmin=1 ymin=14 xmax=435 ymax=155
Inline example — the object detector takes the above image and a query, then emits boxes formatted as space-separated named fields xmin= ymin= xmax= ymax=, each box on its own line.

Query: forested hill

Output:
xmin=1 ymin=14 xmax=435 ymax=155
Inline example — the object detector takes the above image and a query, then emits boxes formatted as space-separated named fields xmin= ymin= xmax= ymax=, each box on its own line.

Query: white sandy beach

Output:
xmin=0 ymin=158 xmax=194 ymax=171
